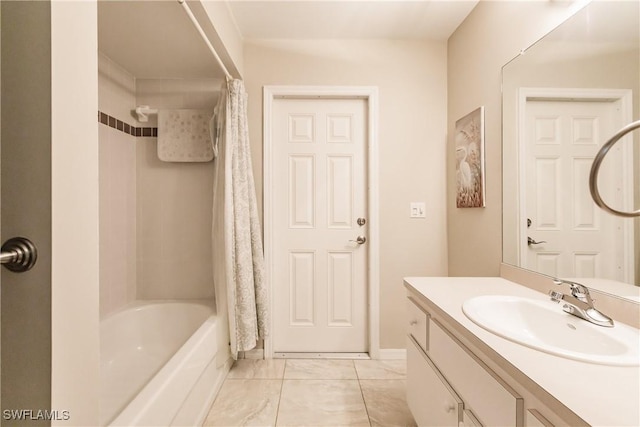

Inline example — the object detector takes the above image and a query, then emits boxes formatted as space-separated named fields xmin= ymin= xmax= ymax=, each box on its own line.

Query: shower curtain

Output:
xmin=212 ymin=79 xmax=269 ymax=360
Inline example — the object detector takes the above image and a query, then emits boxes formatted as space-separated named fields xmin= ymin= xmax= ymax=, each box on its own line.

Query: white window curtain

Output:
xmin=212 ymin=79 xmax=269 ymax=360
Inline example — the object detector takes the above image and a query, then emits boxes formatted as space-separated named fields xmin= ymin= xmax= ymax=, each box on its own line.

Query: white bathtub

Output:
xmin=100 ymin=300 xmax=230 ymax=426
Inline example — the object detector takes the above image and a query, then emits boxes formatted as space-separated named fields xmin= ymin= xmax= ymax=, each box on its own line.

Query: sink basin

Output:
xmin=462 ymin=295 xmax=640 ymax=366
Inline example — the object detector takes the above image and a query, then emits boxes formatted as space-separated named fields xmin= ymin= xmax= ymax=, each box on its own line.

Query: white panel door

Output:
xmin=525 ymin=100 xmax=626 ymax=280
xmin=272 ymin=98 xmax=367 ymax=353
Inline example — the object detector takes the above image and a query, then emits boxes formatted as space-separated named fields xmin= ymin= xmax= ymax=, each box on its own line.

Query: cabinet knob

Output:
xmin=409 ymin=319 xmax=418 ymax=326
xmin=445 ymin=402 xmax=456 ymax=413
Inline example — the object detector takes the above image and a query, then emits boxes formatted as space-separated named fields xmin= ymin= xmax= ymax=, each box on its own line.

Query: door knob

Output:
xmin=357 ymin=217 xmax=366 ymax=226
xmin=1 ymin=237 xmax=38 ymax=272
xmin=349 ymin=236 xmax=366 ymax=245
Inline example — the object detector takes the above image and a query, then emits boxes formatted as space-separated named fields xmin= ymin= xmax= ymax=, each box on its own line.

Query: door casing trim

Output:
xmin=263 ymin=85 xmax=380 ymax=359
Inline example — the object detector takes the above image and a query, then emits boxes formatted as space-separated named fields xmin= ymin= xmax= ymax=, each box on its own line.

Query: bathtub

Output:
xmin=100 ymin=300 xmax=230 ymax=426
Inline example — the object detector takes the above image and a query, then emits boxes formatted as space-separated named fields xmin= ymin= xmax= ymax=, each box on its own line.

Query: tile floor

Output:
xmin=203 ymin=359 xmax=417 ymax=427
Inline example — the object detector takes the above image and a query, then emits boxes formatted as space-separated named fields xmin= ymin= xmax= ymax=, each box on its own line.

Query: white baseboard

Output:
xmin=377 ymin=349 xmax=406 ymax=360
xmin=241 ymin=348 xmax=405 ymax=360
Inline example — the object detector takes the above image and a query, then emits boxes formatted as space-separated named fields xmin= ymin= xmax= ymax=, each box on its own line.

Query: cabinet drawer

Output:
xmin=407 ymin=336 xmax=462 ymax=427
xmin=429 ymin=319 xmax=524 ymax=427
xmin=407 ymin=297 xmax=428 ymax=352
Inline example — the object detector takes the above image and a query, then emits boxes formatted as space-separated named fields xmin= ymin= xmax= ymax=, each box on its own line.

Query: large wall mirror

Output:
xmin=502 ymin=1 xmax=640 ymax=301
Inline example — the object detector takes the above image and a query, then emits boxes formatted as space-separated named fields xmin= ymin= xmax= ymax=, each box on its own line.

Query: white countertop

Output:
xmin=404 ymin=276 xmax=640 ymax=427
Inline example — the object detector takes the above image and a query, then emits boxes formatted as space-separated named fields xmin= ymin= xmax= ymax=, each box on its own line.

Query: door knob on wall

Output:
xmin=1 ymin=237 xmax=38 ymax=272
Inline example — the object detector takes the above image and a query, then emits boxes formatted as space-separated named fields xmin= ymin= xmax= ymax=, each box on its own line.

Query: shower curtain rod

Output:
xmin=178 ymin=0 xmax=233 ymax=80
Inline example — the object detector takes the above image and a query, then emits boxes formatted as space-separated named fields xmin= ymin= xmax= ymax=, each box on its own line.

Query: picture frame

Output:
xmin=455 ymin=106 xmax=486 ymax=208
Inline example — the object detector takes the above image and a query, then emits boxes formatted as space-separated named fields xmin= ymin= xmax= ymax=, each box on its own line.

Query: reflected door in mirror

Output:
xmin=523 ymin=99 xmax=630 ymax=281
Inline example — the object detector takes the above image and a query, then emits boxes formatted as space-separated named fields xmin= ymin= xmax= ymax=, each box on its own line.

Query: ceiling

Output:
xmin=227 ymin=1 xmax=479 ymax=41
xmin=98 ymin=0 xmax=478 ymax=79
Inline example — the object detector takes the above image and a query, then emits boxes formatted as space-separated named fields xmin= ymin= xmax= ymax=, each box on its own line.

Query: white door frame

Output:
xmin=517 ymin=87 xmax=634 ymax=282
xmin=263 ymin=86 xmax=380 ymax=359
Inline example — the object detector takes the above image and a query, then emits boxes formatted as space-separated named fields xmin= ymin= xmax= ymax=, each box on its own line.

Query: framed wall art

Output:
xmin=455 ymin=106 xmax=485 ymax=208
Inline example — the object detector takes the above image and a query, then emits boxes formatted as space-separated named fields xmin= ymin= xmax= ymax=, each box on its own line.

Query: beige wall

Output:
xmin=447 ymin=1 xmax=589 ymax=276
xmin=244 ymin=39 xmax=448 ymax=349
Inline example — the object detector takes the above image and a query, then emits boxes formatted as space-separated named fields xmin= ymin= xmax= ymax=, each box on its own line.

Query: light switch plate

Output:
xmin=410 ymin=202 xmax=426 ymax=218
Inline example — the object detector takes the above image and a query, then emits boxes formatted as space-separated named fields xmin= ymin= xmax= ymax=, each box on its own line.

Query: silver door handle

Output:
xmin=349 ymin=236 xmax=366 ymax=245
xmin=527 ymin=237 xmax=547 ymax=246
xmin=1 ymin=237 xmax=38 ymax=272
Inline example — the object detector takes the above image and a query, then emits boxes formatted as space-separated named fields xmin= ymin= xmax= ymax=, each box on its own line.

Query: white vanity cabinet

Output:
xmin=407 ymin=297 xmax=530 ymax=427
xmin=405 ymin=276 xmax=640 ymax=427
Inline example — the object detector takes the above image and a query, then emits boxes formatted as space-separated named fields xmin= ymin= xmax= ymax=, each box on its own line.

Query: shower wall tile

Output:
xmin=99 ymin=125 xmax=115 ymax=317
xmin=99 ymin=62 xmax=221 ymax=312
xmin=98 ymin=53 xmax=110 ymax=114
xmin=99 ymin=125 xmax=137 ymax=318
xmin=136 ymin=77 xmax=223 ymax=127
xmin=135 ymin=77 xmax=220 ymax=301
xmin=98 ymin=52 xmax=136 ymax=125
xmin=98 ymin=52 xmax=138 ymax=318
xmin=136 ymin=136 xmax=215 ymax=300
xmin=180 ymin=78 xmax=223 ymax=109
xmin=135 ymin=79 xmax=181 ymax=127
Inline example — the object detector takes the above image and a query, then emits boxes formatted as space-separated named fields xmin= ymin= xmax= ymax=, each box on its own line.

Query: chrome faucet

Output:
xmin=549 ymin=278 xmax=614 ymax=327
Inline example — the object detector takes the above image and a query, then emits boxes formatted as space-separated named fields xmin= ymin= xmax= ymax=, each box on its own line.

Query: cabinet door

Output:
xmin=408 ymin=297 xmax=428 ymax=352
xmin=407 ymin=336 xmax=462 ymax=427
xmin=429 ymin=319 xmax=524 ymax=426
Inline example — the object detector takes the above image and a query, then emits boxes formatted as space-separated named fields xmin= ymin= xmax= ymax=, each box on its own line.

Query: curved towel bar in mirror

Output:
xmin=590 ymin=120 xmax=640 ymax=218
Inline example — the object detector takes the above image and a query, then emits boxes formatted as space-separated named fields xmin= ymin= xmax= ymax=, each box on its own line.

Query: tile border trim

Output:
xmin=98 ymin=111 xmax=157 ymax=137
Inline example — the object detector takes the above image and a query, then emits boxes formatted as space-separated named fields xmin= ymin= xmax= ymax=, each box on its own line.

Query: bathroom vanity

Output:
xmin=405 ymin=277 xmax=640 ymax=427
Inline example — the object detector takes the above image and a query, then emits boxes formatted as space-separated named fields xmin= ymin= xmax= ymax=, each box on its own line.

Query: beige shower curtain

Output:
xmin=212 ymin=79 xmax=269 ymax=360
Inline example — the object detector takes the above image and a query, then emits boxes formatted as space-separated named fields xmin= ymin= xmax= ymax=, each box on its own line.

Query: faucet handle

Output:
xmin=550 ymin=278 xmax=613 ymax=327
xmin=549 ymin=290 xmax=564 ymax=303
xmin=553 ymin=278 xmax=593 ymax=304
